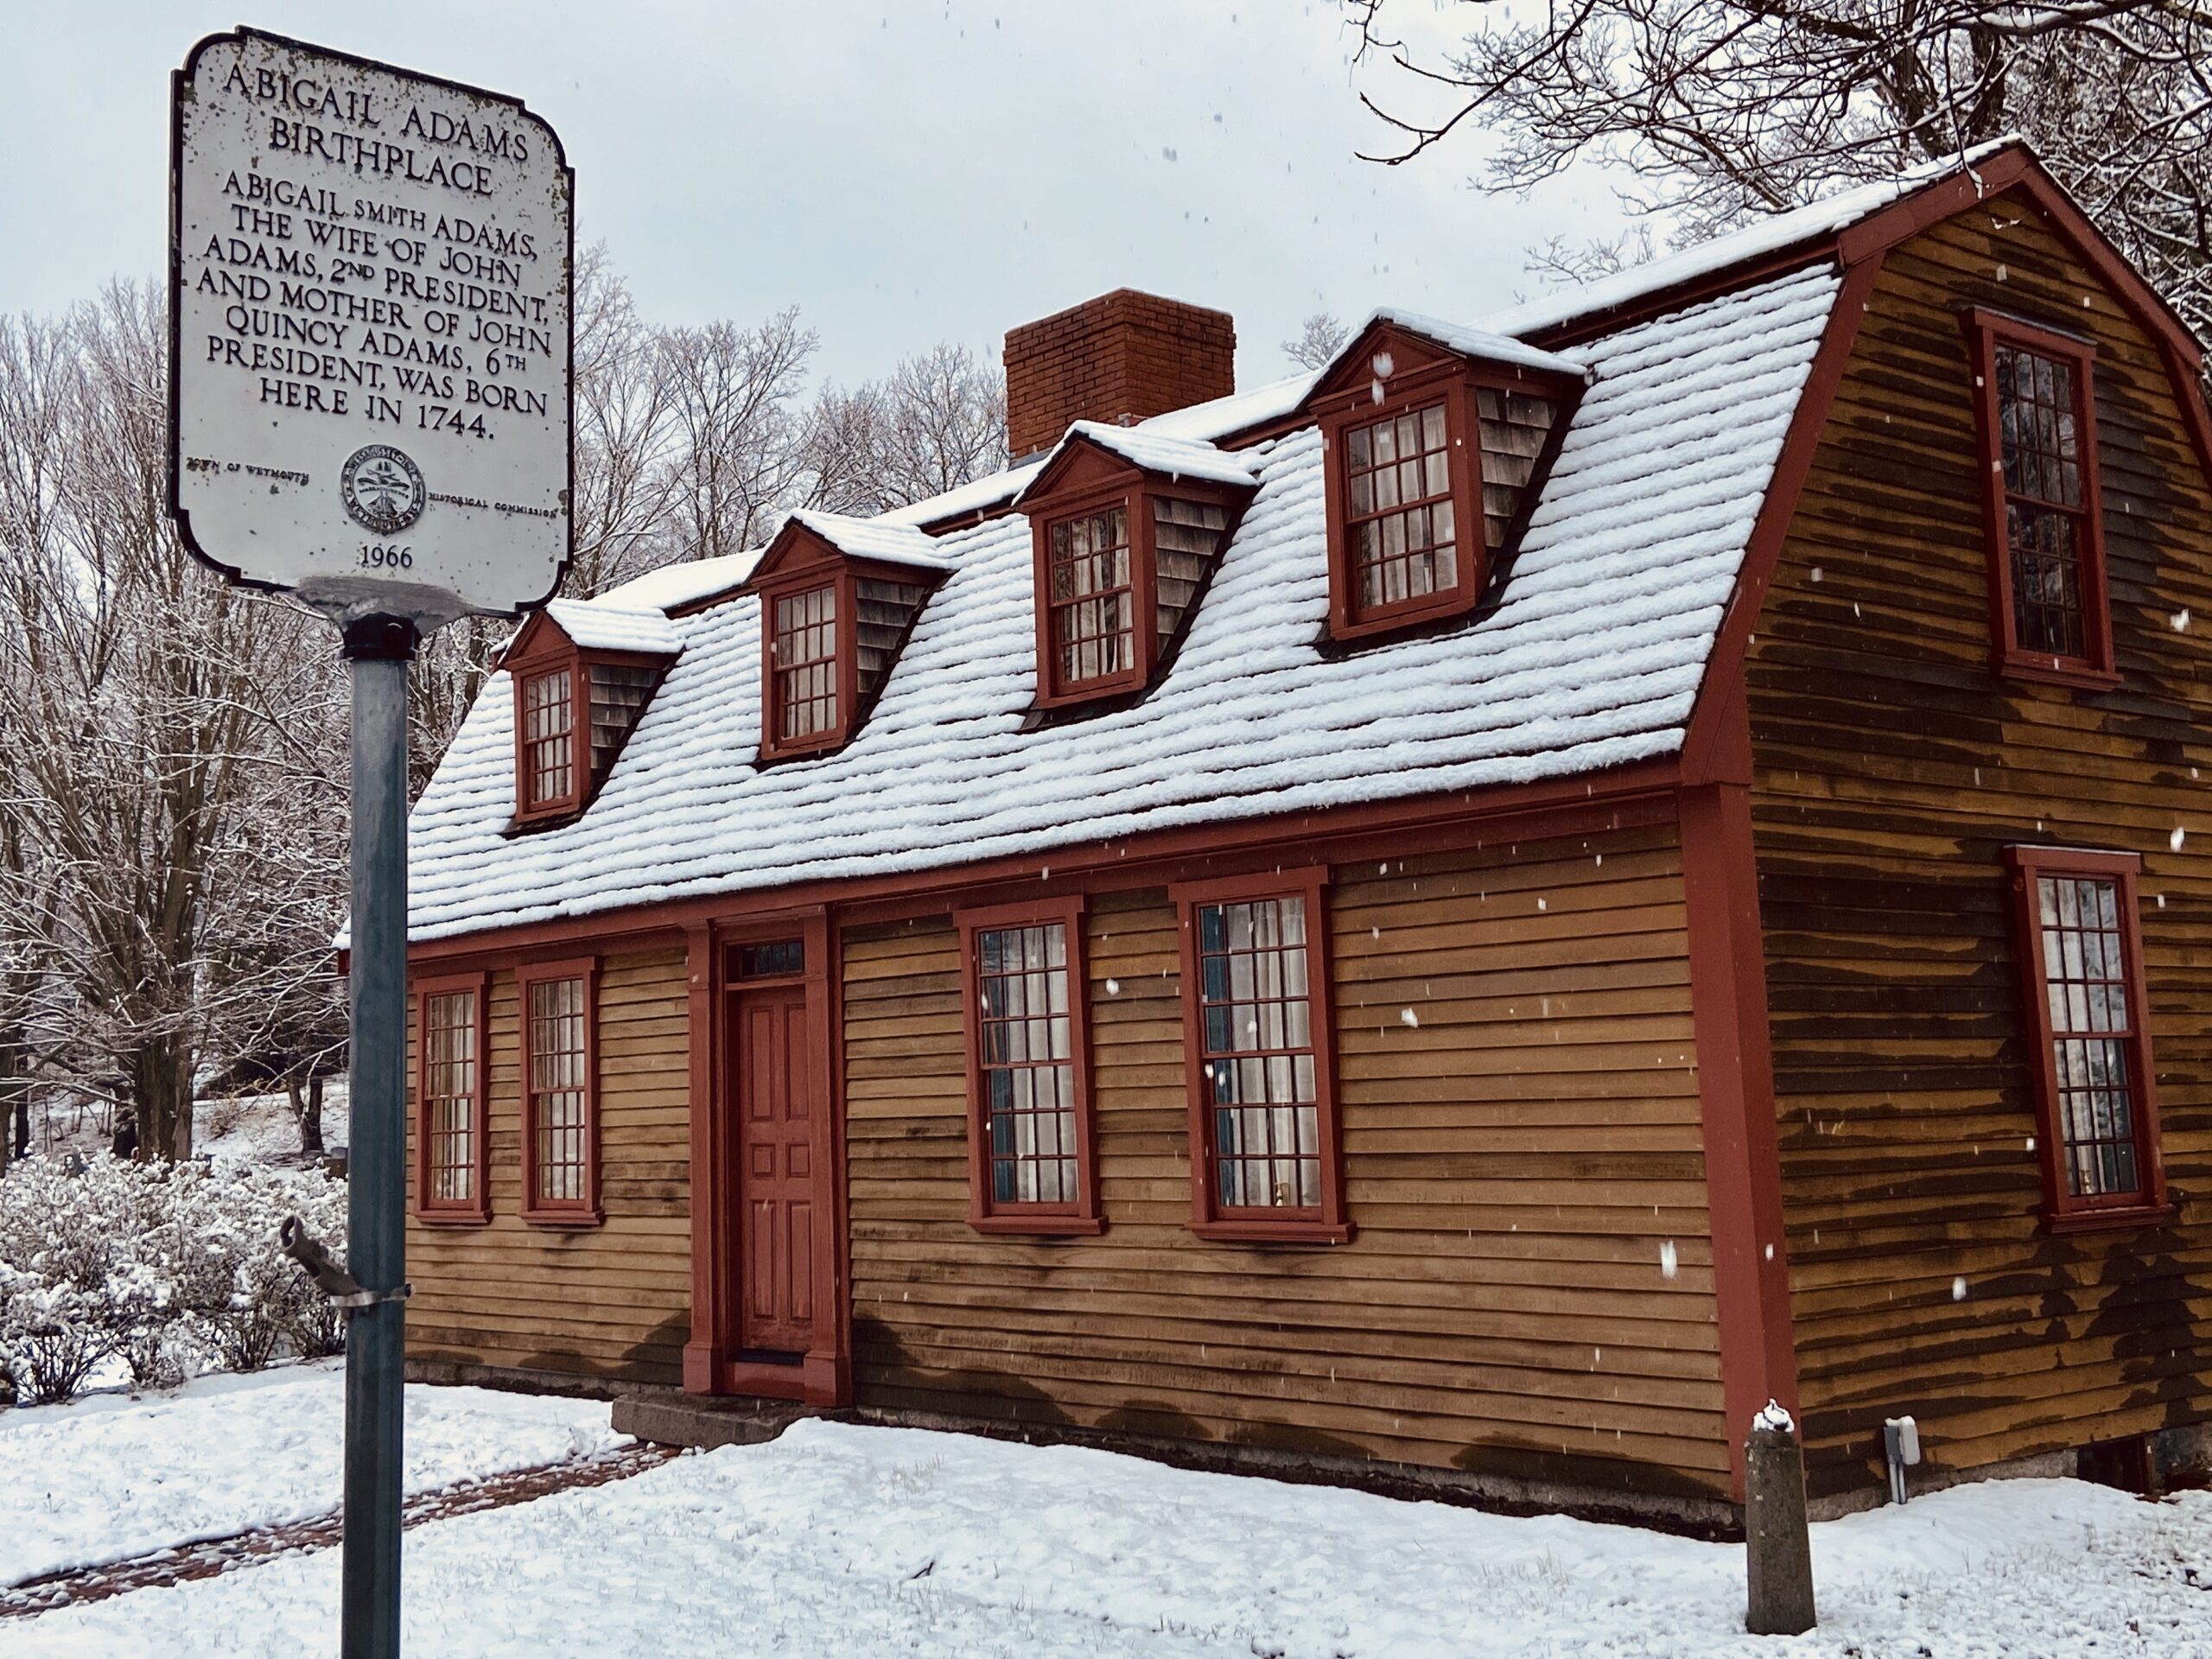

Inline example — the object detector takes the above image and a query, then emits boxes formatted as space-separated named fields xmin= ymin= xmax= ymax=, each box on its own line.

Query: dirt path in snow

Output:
xmin=0 ymin=1440 xmax=679 ymax=1619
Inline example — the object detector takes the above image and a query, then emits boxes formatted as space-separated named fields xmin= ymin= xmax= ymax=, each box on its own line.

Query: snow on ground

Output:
xmin=1 ymin=1359 xmax=620 ymax=1588
xmin=194 ymin=1081 xmax=350 ymax=1161
xmin=13 ymin=1419 xmax=2208 ymax=1657
xmin=25 ymin=1082 xmax=350 ymax=1165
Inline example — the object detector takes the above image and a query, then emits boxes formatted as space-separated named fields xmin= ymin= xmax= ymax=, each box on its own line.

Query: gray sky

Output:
xmin=1 ymin=0 xmax=1625 ymax=389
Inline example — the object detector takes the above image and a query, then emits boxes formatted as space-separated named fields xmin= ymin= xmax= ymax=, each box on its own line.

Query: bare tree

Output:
xmin=567 ymin=242 xmax=681 ymax=598
xmin=662 ymin=308 xmax=818 ymax=562
xmin=871 ymin=344 xmax=1008 ymax=507
xmin=0 ymin=286 xmax=346 ymax=1160
xmin=802 ymin=382 xmax=893 ymax=516
xmin=797 ymin=343 xmax=1007 ymax=516
xmin=1282 ymin=312 xmax=1351 ymax=370
xmin=1346 ymin=1 xmax=2212 ymax=333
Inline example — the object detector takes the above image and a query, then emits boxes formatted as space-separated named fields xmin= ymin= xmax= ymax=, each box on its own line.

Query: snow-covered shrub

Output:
xmin=172 ymin=1160 xmax=350 ymax=1373
xmin=0 ymin=1152 xmax=348 ymax=1401
xmin=0 ymin=1154 xmax=143 ymax=1403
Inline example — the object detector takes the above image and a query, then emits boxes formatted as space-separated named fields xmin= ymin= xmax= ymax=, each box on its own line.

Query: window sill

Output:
xmin=1032 ymin=670 xmax=1149 ymax=713
xmin=413 ymin=1209 xmax=492 ymax=1228
xmin=1189 ymin=1217 xmax=1354 ymax=1246
xmin=1330 ymin=594 xmax=1477 ymax=646
xmin=969 ymin=1213 xmax=1108 ymax=1238
xmin=2044 ymin=1202 xmax=2176 ymax=1236
xmin=1996 ymin=655 xmax=2121 ymax=693
xmin=519 ymin=1206 xmax=605 ymax=1230
xmin=756 ymin=735 xmax=848 ymax=767
xmin=504 ymin=806 xmax=586 ymax=838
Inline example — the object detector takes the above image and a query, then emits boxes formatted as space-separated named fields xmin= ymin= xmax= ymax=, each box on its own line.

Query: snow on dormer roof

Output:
xmin=1013 ymin=421 xmax=1260 ymax=506
xmin=783 ymin=509 xmax=957 ymax=572
xmin=1311 ymin=310 xmax=1588 ymax=391
xmin=537 ymin=597 xmax=685 ymax=657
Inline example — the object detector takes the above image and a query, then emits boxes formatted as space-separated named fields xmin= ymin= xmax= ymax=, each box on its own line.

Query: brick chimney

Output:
xmin=1004 ymin=289 xmax=1236 ymax=460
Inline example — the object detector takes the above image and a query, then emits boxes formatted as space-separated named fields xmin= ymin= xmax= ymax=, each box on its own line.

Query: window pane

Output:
xmin=528 ymin=976 xmax=589 ymax=1205
xmin=423 ymin=990 xmax=478 ymax=1204
xmin=975 ymin=923 xmax=1081 ymax=1210
xmin=1993 ymin=343 xmax=2091 ymax=662
xmin=1192 ymin=895 xmax=1323 ymax=1215
xmin=1049 ymin=506 xmax=1135 ymax=690
xmin=773 ymin=586 xmax=840 ymax=741
xmin=522 ymin=669 xmax=574 ymax=806
xmin=1340 ymin=401 xmax=1459 ymax=620
xmin=2033 ymin=874 xmax=2144 ymax=1199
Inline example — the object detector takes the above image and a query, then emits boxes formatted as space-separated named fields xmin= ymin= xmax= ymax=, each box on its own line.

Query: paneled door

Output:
xmin=733 ymin=980 xmax=821 ymax=1355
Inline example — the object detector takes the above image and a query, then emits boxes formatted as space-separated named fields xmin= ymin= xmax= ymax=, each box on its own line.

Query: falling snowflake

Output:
xmin=1952 ymin=1277 xmax=1968 ymax=1302
xmin=1399 ymin=1007 xmax=1419 ymax=1028
xmin=2172 ymin=608 xmax=2190 ymax=632
xmin=1659 ymin=1241 xmax=1679 ymax=1280
xmin=1104 ymin=978 xmax=1120 ymax=996
xmin=2172 ymin=827 xmax=2187 ymax=853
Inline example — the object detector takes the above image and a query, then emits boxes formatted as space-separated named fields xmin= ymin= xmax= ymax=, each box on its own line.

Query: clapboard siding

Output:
xmin=845 ymin=823 xmax=1732 ymax=1498
xmin=1750 ymin=193 xmax=2212 ymax=1497
xmin=404 ymin=946 xmax=692 ymax=1383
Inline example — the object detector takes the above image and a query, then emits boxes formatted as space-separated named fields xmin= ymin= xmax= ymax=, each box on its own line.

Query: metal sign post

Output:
xmin=168 ymin=29 xmax=571 ymax=1656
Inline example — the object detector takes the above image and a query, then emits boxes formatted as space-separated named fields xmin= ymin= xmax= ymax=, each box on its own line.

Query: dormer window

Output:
xmin=1048 ymin=503 xmax=1135 ymax=690
xmin=501 ymin=600 xmax=683 ymax=831
xmin=520 ymin=665 xmax=576 ymax=811
xmin=1344 ymin=401 xmax=1456 ymax=617
xmin=1014 ymin=423 xmax=1257 ymax=712
xmin=1306 ymin=314 xmax=1585 ymax=643
xmin=751 ymin=512 xmax=950 ymax=763
xmin=772 ymin=584 xmax=841 ymax=744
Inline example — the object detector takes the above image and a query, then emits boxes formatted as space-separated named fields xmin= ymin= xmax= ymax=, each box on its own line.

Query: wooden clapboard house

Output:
xmin=396 ymin=143 xmax=2212 ymax=1522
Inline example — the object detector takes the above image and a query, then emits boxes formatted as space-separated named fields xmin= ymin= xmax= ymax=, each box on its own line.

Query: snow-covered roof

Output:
xmin=1013 ymin=422 xmax=1259 ymax=504
xmin=1480 ymin=137 xmax=2018 ymax=341
xmin=603 ymin=550 xmax=761 ymax=613
xmin=784 ymin=509 xmax=956 ymax=572
xmin=404 ymin=264 xmax=1840 ymax=942
xmin=1319 ymin=308 xmax=1590 ymax=385
xmin=535 ymin=598 xmax=684 ymax=657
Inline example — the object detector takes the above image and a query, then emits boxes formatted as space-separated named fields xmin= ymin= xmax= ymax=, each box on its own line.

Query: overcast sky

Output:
xmin=1 ymin=1 xmax=1626 ymax=390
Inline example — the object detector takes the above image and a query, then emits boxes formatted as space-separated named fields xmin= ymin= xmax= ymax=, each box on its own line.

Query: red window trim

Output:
xmin=1961 ymin=307 xmax=2120 ymax=690
xmin=1024 ymin=470 xmax=1253 ymax=713
xmin=1169 ymin=867 xmax=1351 ymax=1244
xmin=2003 ymin=846 xmax=2171 ymax=1231
xmin=512 ymin=659 xmax=586 ymax=823
xmin=1316 ymin=364 xmax=1484 ymax=643
xmin=413 ymin=969 xmax=490 ymax=1226
xmin=754 ymin=555 xmax=940 ymax=763
xmin=1033 ymin=486 xmax=1152 ymax=705
xmin=517 ymin=954 xmax=603 ymax=1227
xmin=505 ymin=638 xmax=671 ymax=830
xmin=955 ymin=895 xmax=1105 ymax=1236
xmin=761 ymin=579 xmax=845 ymax=759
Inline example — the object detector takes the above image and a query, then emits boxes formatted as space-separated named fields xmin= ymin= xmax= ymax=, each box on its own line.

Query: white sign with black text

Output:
xmin=169 ymin=28 xmax=572 ymax=619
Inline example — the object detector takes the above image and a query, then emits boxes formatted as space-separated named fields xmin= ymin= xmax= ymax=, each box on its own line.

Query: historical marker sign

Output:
xmin=169 ymin=29 xmax=573 ymax=621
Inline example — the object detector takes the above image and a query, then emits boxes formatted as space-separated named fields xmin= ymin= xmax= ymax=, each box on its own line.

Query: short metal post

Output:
xmin=1745 ymin=1404 xmax=1817 ymax=1637
xmin=342 ymin=614 xmax=418 ymax=1659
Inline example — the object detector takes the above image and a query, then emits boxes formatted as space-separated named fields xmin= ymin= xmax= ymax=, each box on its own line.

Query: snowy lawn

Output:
xmin=12 ymin=1417 xmax=2208 ymax=1656
xmin=1 ymin=1359 xmax=621 ymax=1587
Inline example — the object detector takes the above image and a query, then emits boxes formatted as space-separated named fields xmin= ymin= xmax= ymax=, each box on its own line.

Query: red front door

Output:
xmin=734 ymin=981 xmax=820 ymax=1354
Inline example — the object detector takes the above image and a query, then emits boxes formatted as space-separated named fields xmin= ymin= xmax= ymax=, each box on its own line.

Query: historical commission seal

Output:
xmin=340 ymin=445 xmax=427 ymax=535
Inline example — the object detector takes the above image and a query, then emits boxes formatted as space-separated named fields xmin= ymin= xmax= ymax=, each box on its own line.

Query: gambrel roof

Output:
xmin=398 ymin=142 xmax=2205 ymax=944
